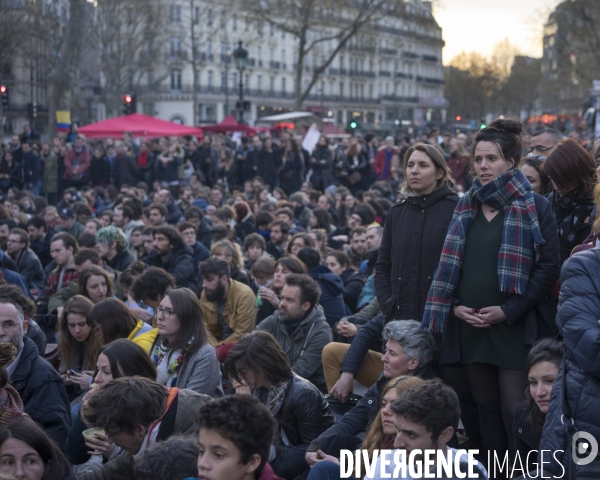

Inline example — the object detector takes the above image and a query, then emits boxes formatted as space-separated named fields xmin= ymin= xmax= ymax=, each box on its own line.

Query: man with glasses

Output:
xmin=528 ymin=128 xmax=563 ymax=159
xmin=0 ymin=298 xmax=71 ymax=448
xmin=177 ymin=221 xmax=210 ymax=283
xmin=6 ymin=228 xmax=44 ymax=294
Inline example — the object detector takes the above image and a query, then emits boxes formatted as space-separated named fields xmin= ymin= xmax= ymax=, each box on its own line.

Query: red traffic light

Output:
xmin=124 ymin=95 xmax=132 ymax=104
xmin=455 ymin=115 xmax=461 ymax=122
xmin=0 ymin=85 xmax=6 ymax=94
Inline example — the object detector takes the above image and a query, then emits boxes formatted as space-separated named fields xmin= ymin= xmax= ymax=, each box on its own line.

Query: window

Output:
xmin=221 ymin=71 xmax=227 ymax=92
xmin=340 ymin=81 xmax=344 ymax=97
xmin=171 ymin=70 xmax=181 ymax=91
xmin=207 ymin=9 xmax=212 ymax=26
xmin=233 ymin=15 xmax=237 ymax=31
xmin=207 ymin=40 xmax=213 ymax=55
xmin=170 ymin=5 xmax=181 ymax=23
xmin=369 ymin=84 xmax=373 ymax=98
xmin=208 ymin=71 xmax=213 ymax=90
xmin=221 ymin=41 xmax=228 ymax=55
xmin=257 ymin=75 xmax=262 ymax=91
xmin=193 ymin=7 xmax=199 ymax=24
xmin=270 ymin=76 xmax=275 ymax=92
xmin=282 ymin=77 xmax=286 ymax=93
xmin=270 ymin=24 xmax=274 ymax=36
xmin=142 ymin=103 xmax=155 ymax=116
xmin=270 ymin=48 xmax=274 ymax=62
xmin=171 ymin=36 xmax=181 ymax=55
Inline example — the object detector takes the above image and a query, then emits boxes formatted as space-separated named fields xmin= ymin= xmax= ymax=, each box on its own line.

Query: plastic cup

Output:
xmin=82 ymin=428 xmax=105 ymax=440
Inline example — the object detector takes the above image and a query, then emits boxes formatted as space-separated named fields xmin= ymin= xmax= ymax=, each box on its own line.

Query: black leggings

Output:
xmin=442 ymin=363 xmax=527 ymax=458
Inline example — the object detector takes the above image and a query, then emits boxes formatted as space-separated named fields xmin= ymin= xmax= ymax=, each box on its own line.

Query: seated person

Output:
xmin=177 ymin=221 xmax=210 ymax=282
xmin=513 ymin=339 xmax=563 ymax=473
xmin=95 ymin=226 xmax=135 ymax=272
xmin=133 ymin=435 xmax=200 ymax=480
xmin=256 ymin=274 xmax=331 ymax=392
xmin=225 ymin=331 xmax=334 ymax=479
xmin=198 ymin=258 xmax=256 ymax=362
xmin=196 ymin=395 xmax=280 ymax=480
xmin=250 ymin=256 xmax=276 ymax=294
xmin=306 ymin=320 xmax=436 ymax=458
xmin=130 ymin=266 xmax=176 ymax=310
xmin=78 ymin=376 xmax=212 ymax=480
xmin=243 ymin=233 xmax=268 ymax=270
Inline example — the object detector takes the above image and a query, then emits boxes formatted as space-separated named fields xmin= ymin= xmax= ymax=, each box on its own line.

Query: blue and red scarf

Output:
xmin=421 ymin=169 xmax=544 ymax=332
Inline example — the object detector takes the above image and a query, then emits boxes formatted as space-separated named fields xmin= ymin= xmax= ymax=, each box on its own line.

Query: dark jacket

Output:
xmin=256 ymin=307 xmax=332 ymax=392
xmin=539 ymin=249 xmax=600 ymax=478
xmin=236 ymin=214 xmax=255 ymax=241
xmin=243 ymin=146 xmax=259 ymax=181
xmin=308 ymin=365 xmax=437 ymax=452
xmin=191 ymin=241 xmax=210 ymax=275
xmin=197 ymin=217 xmax=213 ymax=251
xmin=266 ymin=241 xmax=285 ymax=260
xmin=115 ymin=153 xmax=140 ymax=187
xmin=146 ymin=244 xmax=197 ymax=290
xmin=77 ymin=389 xmax=212 ymax=480
xmin=90 ymin=154 xmax=112 ymax=185
xmin=30 ymin=230 xmax=54 ymax=268
xmin=258 ymin=147 xmax=282 ymax=188
xmin=308 ymin=265 xmax=346 ymax=329
xmin=14 ymin=248 xmax=45 ymax=292
xmin=106 ymin=249 xmax=134 ymax=272
xmin=22 ymin=150 xmax=41 ymax=185
xmin=309 ymin=145 xmax=334 ymax=191
xmin=11 ymin=337 xmax=71 ymax=449
xmin=513 ymin=402 xmax=540 ymax=474
xmin=278 ymin=373 xmax=334 ymax=451
xmin=280 ymin=151 xmax=304 ymax=195
xmin=165 ymin=201 xmax=183 ymax=225
xmin=439 ymin=193 xmax=560 ymax=365
xmin=340 ymin=314 xmax=385 ymax=374
xmin=340 ymin=268 xmax=365 ymax=313
xmin=375 ymin=187 xmax=459 ymax=323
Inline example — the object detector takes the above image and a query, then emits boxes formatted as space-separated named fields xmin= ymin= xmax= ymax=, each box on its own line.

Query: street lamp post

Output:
xmin=232 ymin=40 xmax=248 ymax=124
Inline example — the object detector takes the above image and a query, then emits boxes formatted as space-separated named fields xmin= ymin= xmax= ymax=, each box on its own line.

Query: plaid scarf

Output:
xmin=421 ymin=169 xmax=544 ymax=332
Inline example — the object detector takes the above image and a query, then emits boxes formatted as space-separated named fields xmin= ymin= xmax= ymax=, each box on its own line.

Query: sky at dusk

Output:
xmin=434 ymin=0 xmax=562 ymax=64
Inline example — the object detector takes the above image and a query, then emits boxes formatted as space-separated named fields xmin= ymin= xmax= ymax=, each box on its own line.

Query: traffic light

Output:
xmin=121 ymin=94 xmax=136 ymax=115
xmin=480 ymin=117 xmax=487 ymax=129
xmin=0 ymin=85 xmax=8 ymax=106
xmin=455 ymin=115 xmax=461 ymax=122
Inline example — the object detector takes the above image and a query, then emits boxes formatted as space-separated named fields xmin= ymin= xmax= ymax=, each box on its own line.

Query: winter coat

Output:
xmin=14 ymin=248 xmax=44 ymax=292
xmin=280 ymin=151 xmax=303 ymax=195
xmin=156 ymin=154 xmax=182 ymax=183
xmin=538 ymin=248 xmax=600 ymax=478
xmin=242 ymin=146 xmax=259 ymax=182
xmin=165 ymin=201 xmax=183 ymax=225
xmin=90 ymin=154 xmax=112 ymax=185
xmin=375 ymin=187 xmax=459 ymax=323
xmin=343 ymin=151 xmax=370 ymax=191
xmin=340 ymin=268 xmax=365 ymax=313
xmin=196 ymin=217 xmax=213 ymax=251
xmin=256 ymin=306 xmax=332 ymax=392
xmin=115 ymin=153 xmax=140 ymax=187
xmin=22 ymin=150 xmax=41 ymax=186
xmin=309 ymin=145 xmax=334 ymax=191
xmin=171 ymin=342 xmax=224 ymax=398
xmin=30 ymin=230 xmax=54 ymax=269
xmin=258 ymin=147 xmax=282 ymax=188
xmin=199 ymin=279 xmax=257 ymax=345
xmin=63 ymin=146 xmax=91 ymax=179
xmin=278 ymin=373 xmax=334 ymax=451
xmin=438 ymin=193 xmax=560 ymax=365
xmin=0 ymin=159 xmax=22 ymax=189
xmin=236 ymin=214 xmax=255 ymax=241
xmin=106 ymin=249 xmax=135 ymax=272
xmin=307 ymin=265 xmax=346 ymax=329
xmin=190 ymin=241 xmax=210 ymax=278
xmin=513 ymin=402 xmax=540 ymax=474
xmin=145 ymin=244 xmax=197 ymax=290
xmin=42 ymin=151 xmax=58 ymax=193
xmin=374 ymin=147 xmax=398 ymax=181
xmin=77 ymin=389 xmax=212 ymax=480
xmin=11 ymin=337 xmax=71 ymax=449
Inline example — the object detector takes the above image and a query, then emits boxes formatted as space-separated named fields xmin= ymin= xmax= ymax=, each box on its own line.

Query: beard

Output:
xmin=205 ymin=280 xmax=226 ymax=302
xmin=0 ymin=327 xmax=24 ymax=354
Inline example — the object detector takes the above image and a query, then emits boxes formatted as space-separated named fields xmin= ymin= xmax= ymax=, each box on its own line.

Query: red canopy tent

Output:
xmin=78 ymin=113 xmax=203 ymax=139
xmin=201 ymin=114 xmax=259 ymax=135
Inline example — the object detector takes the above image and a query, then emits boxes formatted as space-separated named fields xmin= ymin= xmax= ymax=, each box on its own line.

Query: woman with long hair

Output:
xmin=280 ymin=138 xmax=304 ymax=195
xmin=421 ymin=119 xmax=560 ymax=461
xmin=0 ymin=151 xmax=22 ymax=193
xmin=66 ymin=339 xmax=157 ymax=468
xmin=285 ymin=232 xmax=315 ymax=257
xmin=513 ymin=339 xmax=563 ymax=472
xmin=326 ymin=250 xmax=365 ymax=314
xmin=89 ymin=298 xmax=157 ymax=353
xmin=58 ymin=295 xmax=101 ymax=393
xmin=343 ymin=142 xmax=370 ymax=193
xmin=520 ymin=157 xmax=552 ymax=196
xmin=255 ymin=255 xmax=307 ymax=323
xmin=309 ymin=208 xmax=333 ymax=233
xmin=211 ymin=239 xmax=250 ymax=285
xmin=542 ymin=138 xmax=597 ymax=266
xmin=77 ymin=265 xmax=114 ymax=305
xmin=225 ymin=331 xmax=334 ymax=479
xmin=0 ymin=417 xmax=75 ymax=479
xmin=152 ymin=287 xmax=222 ymax=397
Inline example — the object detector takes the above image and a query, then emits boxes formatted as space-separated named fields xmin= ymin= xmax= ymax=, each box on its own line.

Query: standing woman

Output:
xmin=152 ymin=287 xmax=223 ymax=397
xmin=375 ymin=142 xmax=458 ymax=323
xmin=280 ymin=139 xmax=304 ymax=196
xmin=542 ymin=138 xmax=596 ymax=266
xmin=0 ymin=151 xmax=22 ymax=193
xmin=309 ymin=135 xmax=333 ymax=192
xmin=421 ymin=119 xmax=560 ymax=460
xmin=520 ymin=157 xmax=552 ymax=196
xmin=343 ymin=143 xmax=370 ymax=194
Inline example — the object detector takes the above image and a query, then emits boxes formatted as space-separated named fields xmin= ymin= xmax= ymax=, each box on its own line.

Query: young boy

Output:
xmin=195 ymin=395 xmax=282 ymax=480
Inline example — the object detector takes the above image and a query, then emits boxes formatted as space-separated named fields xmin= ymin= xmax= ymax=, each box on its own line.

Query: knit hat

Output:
xmin=288 ymin=192 xmax=307 ymax=205
xmin=354 ymin=205 xmax=376 ymax=226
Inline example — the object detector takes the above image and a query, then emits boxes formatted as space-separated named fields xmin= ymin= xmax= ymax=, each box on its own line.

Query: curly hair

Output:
xmin=130 ymin=267 xmax=176 ymax=304
xmin=96 ymin=225 xmax=129 ymax=251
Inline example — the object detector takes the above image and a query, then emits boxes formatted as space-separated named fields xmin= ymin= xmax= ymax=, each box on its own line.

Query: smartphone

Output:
xmin=68 ymin=369 xmax=80 ymax=376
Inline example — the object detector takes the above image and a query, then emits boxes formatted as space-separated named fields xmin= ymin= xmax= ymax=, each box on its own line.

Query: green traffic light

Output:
xmin=480 ymin=123 xmax=486 ymax=129
xmin=350 ymin=122 xmax=357 ymax=128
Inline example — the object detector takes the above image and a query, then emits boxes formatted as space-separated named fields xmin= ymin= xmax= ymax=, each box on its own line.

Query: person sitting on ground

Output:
xmin=177 ymin=221 xmax=210 ymax=282
xmin=513 ymin=339 xmax=563 ymax=473
xmin=26 ymin=216 xmax=54 ymax=268
xmin=211 ymin=239 xmax=251 ymax=285
xmin=152 ymin=287 xmax=223 ymax=397
xmin=66 ymin=339 xmax=157 ymax=467
xmin=133 ymin=434 xmax=200 ymax=480
xmin=344 ymin=226 xmax=369 ymax=268
xmin=95 ymin=226 xmax=134 ymax=272
xmin=297 ymin=247 xmax=345 ymax=329
xmin=45 ymin=232 xmax=80 ymax=299
xmin=250 ymin=256 xmax=276 ymax=294
xmin=78 ymin=376 xmax=212 ymax=480
xmin=195 ymin=395 xmax=280 ymax=480
xmin=89 ymin=298 xmax=158 ymax=353
xmin=6 ymin=227 xmax=44 ymax=294
xmin=144 ymin=225 xmax=197 ymax=290
xmin=256 ymin=274 xmax=331 ymax=392
xmin=266 ymin=220 xmax=290 ymax=260
xmin=225 ymin=331 xmax=334 ymax=479
xmin=77 ymin=265 xmax=114 ymax=305
xmin=0 ymin=417 xmax=76 ymax=480
xmin=130 ymin=266 xmax=176 ymax=313
xmin=306 ymin=320 xmax=436 ymax=460
xmin=1 ymin=298 xmax=71 ymax=449
xmin=325 ymin=250 xmax=365 ymax=314
xmin=243 ymin=233 xmax=269 ymax=271
xmin=198 ymin=258 xmax=257 ymax=362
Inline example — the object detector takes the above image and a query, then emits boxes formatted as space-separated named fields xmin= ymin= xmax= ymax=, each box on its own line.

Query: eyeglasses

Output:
xmin=6 ymin=239 xmax=22 ymax=244
xmin=105 ymin=429 xmax=121 ymax=441
xmin=156 ymin=306 xmax=175 ymax=319
xmin=527 ymin=145 xmax=553 ymax=154
xmin=0 ymin=320 xmax=18 ymax=331
xmin=182 ymin=231 xmax=196 ymax=237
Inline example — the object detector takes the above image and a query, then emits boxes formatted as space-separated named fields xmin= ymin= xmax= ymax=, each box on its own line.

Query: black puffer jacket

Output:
xmin=145 ymin=244 xmax=197 ymax=290
xmin=340 ymin=268 xmax=365 ymax=313
xmin=309 ymin=145 xmax=333 ymax=192
xmin=107 ymin=249 xmax=134 ymax=273
xmin=539 ymin=249 xmax=600 ymax=478
xmin=375 ymin=186 xmax=458 ymax=323
xmin=279 ymin=373 xmax=334 ymax=451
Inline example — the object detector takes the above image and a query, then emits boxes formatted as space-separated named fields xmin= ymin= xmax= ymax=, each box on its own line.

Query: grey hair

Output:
xmin=0 ymin=299 xmax=25 ymax=324
xmin=382 ymin=320 xmax=435 ymax=365
xmin=385 ymin=136 xmax=394 ymax=143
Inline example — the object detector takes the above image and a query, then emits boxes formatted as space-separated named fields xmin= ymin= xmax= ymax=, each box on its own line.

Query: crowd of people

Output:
xmin=0 ymin=118 xmax=598 ymax=480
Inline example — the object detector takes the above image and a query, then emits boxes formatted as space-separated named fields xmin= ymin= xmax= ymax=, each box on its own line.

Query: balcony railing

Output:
xmin=394 ymin=72 xmax=413 ymax=80
xmin=269 ymin=61 xmax=280 ymax=69
xmin=402 ymin=52 xmax=419 ymax=59
xmin=422 ymin=54 xmax=439 ymax=62
xmin=220 ymin=54 xmax=231 ymax=64
xmin=380 ymin=48 xmax=397 ymax=56
xmin=379 ymin=70 xmax=391 ymax=77
xmin=416 ymin=75 xmax=444 ymax=85
xmin=165 ymin=51 xmax=188 ymax=62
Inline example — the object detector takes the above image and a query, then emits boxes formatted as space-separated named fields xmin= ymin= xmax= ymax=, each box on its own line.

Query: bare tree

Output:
xmin=238 ymin=0 xmax=425 ymax=110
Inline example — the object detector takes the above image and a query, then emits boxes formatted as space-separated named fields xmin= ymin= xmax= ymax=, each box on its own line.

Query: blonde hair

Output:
xmin=211 ymin=240 xmax=244 ymax=269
